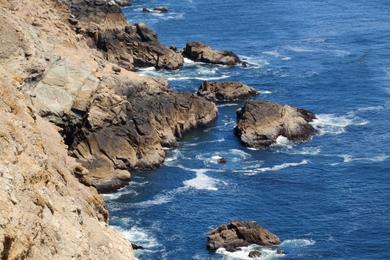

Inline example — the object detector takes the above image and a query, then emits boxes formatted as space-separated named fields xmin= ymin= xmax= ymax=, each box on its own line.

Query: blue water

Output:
xmin=107 ymin=1 xmax=390 ymax=259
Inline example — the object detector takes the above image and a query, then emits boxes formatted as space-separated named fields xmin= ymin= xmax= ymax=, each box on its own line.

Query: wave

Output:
xmin=184 ymin=138 xmax=225 ymax=147
xmin=183 ymin=169 xmax=220 ymax=191
xmin=311 ymin=114 xmax=368 ymax=135
xmin=166 ymin=75 xmax=230 ymax=81
xmin=130 ymin=187 xmax=186 ymax=208
xmin=284 ymin=45 xmax=315 ymax=53
xmin=102 ymin=188 xmax=137 ymax=201
xmin=258 ymin=90 xmax=272 ymax=95
xmin=239 ymin=55 xmax=269 ymax=69
xmin=262 ymin=50 xmax=291 ymax=61
xmin=281 ymin=238 xmax=316 ymax=247
xmin=241 ymin=160 xmax=309 ymax=176
xmin=216 ymin=244 xmax=284 ymax=260
xmin=340 ymin=154 xmax=388 ymax=163
xmin=115 ymin=226 xmax=160 ymax=250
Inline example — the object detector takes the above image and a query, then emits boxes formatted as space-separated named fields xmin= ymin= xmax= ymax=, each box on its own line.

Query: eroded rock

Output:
xmin=208 ymin=221 xmax=280 ymax=252
xmin=183 ymin=41 xmax=241 ymax=65
xmin=235 ymin=100 xmax=316 ymax=148
xmin=197 ymin=81 xmax=257 ymax=102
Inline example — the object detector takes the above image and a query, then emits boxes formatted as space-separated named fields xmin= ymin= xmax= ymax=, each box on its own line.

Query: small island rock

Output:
xmin=207 ymin=221 xmax=280 ymax=252
xmin=235 ymin=100 xmax=316 ymax=148
xmin=197 ymin=81 xmax=257 ymax=102
xmin=183 ymin=41 xmax=241 ymax=65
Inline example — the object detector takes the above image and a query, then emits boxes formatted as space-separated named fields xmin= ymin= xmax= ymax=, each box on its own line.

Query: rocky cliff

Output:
xmin=0 ymin=0 xmax=217 ymax=258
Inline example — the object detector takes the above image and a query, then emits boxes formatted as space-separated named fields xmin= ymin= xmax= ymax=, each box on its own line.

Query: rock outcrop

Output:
xmin=0 ymin=0 xmax=215 ymax=258
xmin=183 ymin=41 xmax=241 ymax=65
xmin=208 ymin=221 xmax=280 ymax=252
xmin=197 ymin=81 xmax=257 ymax=102
xmin=235 ymin=101 xmax=317 ymax=148
xmin=70 ymin=81 xmax=217 ymax=192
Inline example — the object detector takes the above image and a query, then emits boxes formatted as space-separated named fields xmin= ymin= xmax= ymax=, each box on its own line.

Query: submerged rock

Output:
xmin=143 ymin=6 xmax=169 ymax=13
xmin=235 ymin=100 xmax=316 ymax=148
xmin=197 ymin=81 xmax=257 ymax=102
xmin=183 ymin=41 xmax=241 ymax=65
xmin=249 ymin=251 xmax=262 ymax=258
xmin=208 ymin=221 xmax=280 ymax=252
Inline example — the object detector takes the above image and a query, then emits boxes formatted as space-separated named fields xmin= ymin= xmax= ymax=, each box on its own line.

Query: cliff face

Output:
xmin=0 ymin=0 xmax=217 ymax=258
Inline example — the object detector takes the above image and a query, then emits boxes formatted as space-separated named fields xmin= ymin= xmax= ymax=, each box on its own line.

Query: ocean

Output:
xmin=105 ymin=0 xmax=390 ymax=259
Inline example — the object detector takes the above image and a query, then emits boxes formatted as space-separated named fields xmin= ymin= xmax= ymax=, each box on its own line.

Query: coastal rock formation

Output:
xmin=71 ymin=82 xmax=217 ymax=192
xmin=235 ymin=101 xmax=317 ymax=148
xmin=183 ymin=42 xmax=241 ymax=65
xmin=95 ymin=23 xmax=184 ymax=70
xmin=208 ymin=221 xmax=280 ymax=252
xmin=197 ymin=81 xmax=257 ymax=102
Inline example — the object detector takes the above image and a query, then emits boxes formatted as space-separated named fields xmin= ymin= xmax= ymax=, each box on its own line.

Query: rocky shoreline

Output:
xmin=0 ymin=0 xmax=318 ymax=258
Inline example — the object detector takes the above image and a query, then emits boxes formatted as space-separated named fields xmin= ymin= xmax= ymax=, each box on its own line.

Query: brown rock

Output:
xmin=197 ymin=81 xmax=257 ymax=102
xmin=183 ymin=41 xmax=241 ymax=65
xmin=235 ymin=100 xmax=317 ymax=148
xmin=207 ymin=221 xmax=280 ymax=252
xmin=249 ymin=251 xmax=262 ymax=258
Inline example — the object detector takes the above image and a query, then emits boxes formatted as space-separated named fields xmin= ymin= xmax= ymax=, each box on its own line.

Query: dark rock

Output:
xmin=142 ymin=7 xmax=152 ymax=13
xmin=197 ymin=81 xmax=257 ymax=102
xmin=249 ymin=251 xmax=262 ymax=258
xmin=68 ymin=17 xmax=79 ymax=25
xmin=154 ymin=6 xmax=169 ymax=13
xmin=136 ymin=23 xmax=158 ymax=42
xmin=70 ymin=80 xmax=217 ymax=191
xmin=183 ymin=41 xmax=241 ymax=65
xmin=207 ymin=221 xmax=280 ymax=252
xmin=131 ymin=243 xmax=145 ymax=250
xmin=235 ymin=100 xmax=317 ymax=148
xmin=217 ymin=157 xmax=227 ymax=164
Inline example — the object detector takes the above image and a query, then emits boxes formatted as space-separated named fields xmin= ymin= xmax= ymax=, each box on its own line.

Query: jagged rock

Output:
xmin=71 ymin=85 xmax=217 ymax=192
xmin=197 ymin=81 xmax=257 ymax=102
xmin=96 ymin=23 xmax=184 ymax=70
xmin=207 ymin=221 xmax=280 ymax=252
xmin=235 ymin=100 xmax=316 ymax=148
xmin=131 ymin=243 xmax=145 ymax=250
xmin=183 ymin=41 xmax=241 ymax=65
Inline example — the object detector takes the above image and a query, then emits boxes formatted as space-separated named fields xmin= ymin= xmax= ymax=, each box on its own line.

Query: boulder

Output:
xmin=154 ymin=6 xmax=169 ymax=13
xmin=183 ymin=41 xmax=241 ymax=65
xmin=207 ymin=221 xmax=280 ymax=252
xmin=235 ymin=100 xmax=316 ymax=148
xmin=197 ymin=81 xmax=257 ymax=102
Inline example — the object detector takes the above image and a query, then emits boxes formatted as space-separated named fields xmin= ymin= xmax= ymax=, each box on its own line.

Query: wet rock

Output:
xmin=154 ymin=6 xmax=169 ymax=13
xmin=183 ymin=41 xmax=241 ymax=65
xmin=235 ymin=100 xmax=316 ymax=148
xmin=197 ymin=81 xmax=257 ymax=102
xmin=131 ymin=243 xmax=145 ymax=250
xmin=218 ymin=157 xmax=227 ymax=164
xmin=208 ymin=221 xmax=280 ymax=252
xmin=249 ymin=251 xmax=262 ymax=258
xmin=143 ymin=6 xmax=169 ymax=13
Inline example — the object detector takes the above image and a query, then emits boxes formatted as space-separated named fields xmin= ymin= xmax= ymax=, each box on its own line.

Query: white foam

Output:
xmin=281 ymin=239 xmax=316 ymax=247
xmin=216 ymin=244 xmax=284 ymax=260
xmin=102 ymin=188 xmax=137 ymax=201
xmin=285 ymin=45 xmax=315 ymax=53
xmin=242 ymin=160 xmax=309 ymax=176
xmin=273 ymin=135 xmax=293 ymax=148
xmin=340 ymin=154 xmax=388 ymax=163
xmin=258 ymin=90 xmax=272 ymax=95
xmin=229 ymin=149 xmax=252 ymax=160
xmin=183 ymin=169 xmax=219 ymax=191
xmin=116 ymin=226 xmax=160 ymax=249
xmin=240 ymin=55 xmax=268 ymax=69
xmin=262 ymin=50 xmax=291 ymax=61
xmin=218 ymin=103 xmax=239 ymax=108
xmin=311 ymin=114 xmax=368 ymax=135
xmin=184 ymin=138 xmax=225 ymax=147
xmin=166 ymin=75 xmax=230 ymax=81
xmin=288 ymin=147 xmax=321 ymax=156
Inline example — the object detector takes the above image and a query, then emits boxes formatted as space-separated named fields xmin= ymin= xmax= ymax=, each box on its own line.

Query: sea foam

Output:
xmin=311 ymin=114 xmax=368 ymax=135
xmin=241 ymin=160 xmax=309 ymax=176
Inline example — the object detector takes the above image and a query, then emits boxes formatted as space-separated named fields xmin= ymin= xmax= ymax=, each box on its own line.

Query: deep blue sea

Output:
xmin=106 ymin=1 xmax=390 ymax=259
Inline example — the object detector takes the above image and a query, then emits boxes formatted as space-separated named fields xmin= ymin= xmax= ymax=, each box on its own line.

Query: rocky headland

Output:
xmin=0 ymin=0 xmax=217 ymax=258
